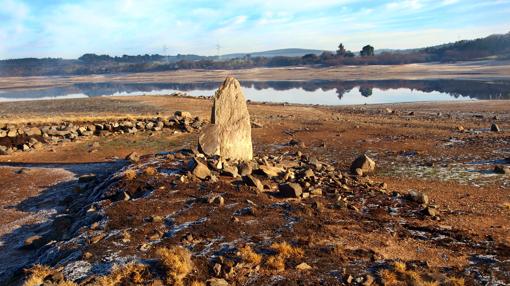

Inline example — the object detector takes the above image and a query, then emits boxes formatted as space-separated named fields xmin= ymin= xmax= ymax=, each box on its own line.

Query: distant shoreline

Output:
xmin=1 ymin=60 xmax=510 ymax=91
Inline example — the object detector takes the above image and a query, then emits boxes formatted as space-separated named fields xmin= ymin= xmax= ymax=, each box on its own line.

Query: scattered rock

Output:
xmin=494 ymin=165 xmax=510 ymax=175
xmin=198 ymin=77 xmax=253 ymax=161
xmin=408 ymin=190 xmax=429 ymax=205
xmin=354 ymin=168 xmax=364 ymax=176
xmin=251 ymin=121 xmax=263 ymax=128
xmin=238 ymin=162 xmax=253 ymax=176
xmin=189 ymin=157 xmax=211 ymax=180
xmin=258 ymin=164 xmax=283 ymax=178
xmin=308 ymin=157 xmax=322 ymax=170
xmin=0 ymin=145 xmax=8 ymax=155
xmin=296 ymin=262 xmax=312 ymax=271
xmin=207 ymin=278 xmax=229 ymax=286
xmin=78 ymin=174 xmax=97 ymax=183
xmin=423 ymin=206 xmax=438 ymax=217
xmin=126 ymin=152 xmax=140 ymax=163
xmin=350 ymin=154 xmax=376 ymax=175
xmin=221 ymin=164 xmax=239 ymax=177
xmin=208 ymin=195 xmax=225 ymax=206
xmin=363 ymin=275 xmax=374 ymax=286
xmin=491 ymin=123 xmax=501 ymax=132
xmin=175 ymin=111 xmax=192 ymax=119
xmin=279 ymin=183 xmax=303 ymax=198
xmin=21 ymin=144 xmax=30 ymax=152
xmin=303 ymin=168 xmax=315 ymax=179
xmin=243 ymin=175 xmax=264 ymax=192
xmin=23 ymin=235 xmax=46 ymax=249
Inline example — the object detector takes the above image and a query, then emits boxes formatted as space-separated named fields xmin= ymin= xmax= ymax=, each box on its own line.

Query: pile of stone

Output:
xmin=0 ymin=111 xmax=205 ymax=155
xmin=186 ymin=149 xmax=379 ymax=199
xmin=181 ymin=78 xmax=374 ymax=198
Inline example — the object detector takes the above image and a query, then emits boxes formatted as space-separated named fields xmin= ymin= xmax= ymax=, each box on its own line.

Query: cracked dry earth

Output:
xmin=0 ymin=96 xmax=509 ymax=285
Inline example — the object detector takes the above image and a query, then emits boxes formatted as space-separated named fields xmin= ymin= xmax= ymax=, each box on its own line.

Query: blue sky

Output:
xmin=1 ymin=0 xmax=509 ymax=59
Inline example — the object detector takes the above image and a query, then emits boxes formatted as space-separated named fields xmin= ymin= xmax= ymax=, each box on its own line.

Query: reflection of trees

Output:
xmin=359 ymin=86 xmax=373 ymax=97
xmin=2 ymin=79 xmax=510 ymax=101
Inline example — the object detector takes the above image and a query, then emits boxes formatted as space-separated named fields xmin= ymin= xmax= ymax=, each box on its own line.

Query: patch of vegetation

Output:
xmin=238 ymin=245 xmax=262 ymax=265
xmin=156 ymin=246 xmax=194 ymax=286
xmin=93 ymin=263 xmax=148 ymax=285
xmin=266 ymin=241 xmax=304 ymax=271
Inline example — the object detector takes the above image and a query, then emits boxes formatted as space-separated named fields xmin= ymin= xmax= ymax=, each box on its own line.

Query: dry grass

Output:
xmin=444 ymin=277 xmax=465 ymax=286
xmin=270 ymin=241 xmax=304 ymax=258
xmin=377 ymin=261 xmax=466 ymax=286
xmin=94 ymin=263 xmax=147 ymax=286
xmin=124 ymin=169 xmax=137 ymax=180
xmin=143 ymin=166 xmax=158 ymax=176
xmin=23 ymin=265 xmax=77 ymax=286
xmin=266 ymin=256 xmax=286 ymax=271
xmin=23 ymin=265 xmax=55 ymax=286
xmin=393 ymin=261 xmax=407 ymax=272
xmin=190 ymin=281 xmax=206 ymax=286
xmin=265 ymin=241 xmax=304 ymax=271
xmin=380 ymin=269 xmax=398 ymax=286
xmin=238 ymin=245 xmax=262 ymax=265
xmin=156 ymin=246 xmax=193 ymax=286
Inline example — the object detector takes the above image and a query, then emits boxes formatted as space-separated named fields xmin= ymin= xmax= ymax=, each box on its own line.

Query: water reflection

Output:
xmin=1 ymin=79 xmax=509 ymax=104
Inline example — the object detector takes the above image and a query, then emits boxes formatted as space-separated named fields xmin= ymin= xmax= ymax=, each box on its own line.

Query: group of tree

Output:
xmin=1 ymin=32 xmax=509 ymax=76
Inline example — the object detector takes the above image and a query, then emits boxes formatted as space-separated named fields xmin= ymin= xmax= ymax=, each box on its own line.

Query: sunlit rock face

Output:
xmin=199 ymin=77 xmax=253 ymax=161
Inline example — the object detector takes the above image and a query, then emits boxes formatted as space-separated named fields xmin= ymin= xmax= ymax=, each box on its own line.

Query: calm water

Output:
xmin=1 ymin=79 xmax=509 ymax=105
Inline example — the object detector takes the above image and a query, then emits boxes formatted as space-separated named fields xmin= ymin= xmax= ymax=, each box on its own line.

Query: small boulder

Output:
xmin=189 ymin=157 xmax=211 ymax=180
xmin=7 ymin=129 xmax=17 ymax=137
xmin=302 ymin=168 xmax=315 ymax=179
xmin=350 ymin=154 xmax=376 ymax=175
xmin=126 ymin=152 xmax=140 ymax=163
xmin=251 ymin=121 xmax=263 ymax=128
xmin=238 ymin=162 xmax=253 ymax=176
xmin=494 ymin=165 xmax=510 ymax=175
xmin=207 ymin=278 xmax=229 ymax=286
xmin=491 ymin=123 xmax=501 ymax=132
xmin=175 ymin=111 xmax=192 ymax=119
xmin=296 ymin=262 xmax=312 ymax=271
xmin=408 ymin=190 xmax=429 ymax=205
xmin=243 ymin=175 xmax=264 ymax=192
xmin=279 ymin=183 xmax=303 ymax=198
xmin=23 ymin=235 xmax=46 ymax=249
xmin=258 ymin=164 xmax=283 ymax=178
xmin=222 ymin=164 xmax=239 ymax=177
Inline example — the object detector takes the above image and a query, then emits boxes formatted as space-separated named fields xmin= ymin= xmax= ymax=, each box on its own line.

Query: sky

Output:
xmin=1 ymin=0 xmax=509 ymax=59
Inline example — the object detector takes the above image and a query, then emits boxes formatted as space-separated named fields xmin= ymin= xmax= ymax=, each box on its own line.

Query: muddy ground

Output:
xmin=0 ymin=95 xmax=509 ymax=285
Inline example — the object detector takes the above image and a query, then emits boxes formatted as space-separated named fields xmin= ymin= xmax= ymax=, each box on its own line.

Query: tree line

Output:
xmin=1 ymin=32 xmax=509 ymax=76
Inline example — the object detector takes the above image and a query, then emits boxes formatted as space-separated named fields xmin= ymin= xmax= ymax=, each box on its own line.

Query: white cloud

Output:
xmin=1 ymin=0 xmax=509 ymax=58
xmin=386 ymin=0 xmax=423 ymax=10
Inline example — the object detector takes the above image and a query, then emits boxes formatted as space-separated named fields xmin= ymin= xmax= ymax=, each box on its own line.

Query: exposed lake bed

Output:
xmin=0 ymin=65 xmax=509 ymax=285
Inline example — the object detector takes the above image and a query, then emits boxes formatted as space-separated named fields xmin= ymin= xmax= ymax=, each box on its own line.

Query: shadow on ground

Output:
xmin=0 ymin=161 xmax=127 ymax=285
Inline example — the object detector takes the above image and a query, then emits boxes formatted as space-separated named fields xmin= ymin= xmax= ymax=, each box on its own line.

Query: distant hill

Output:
xmin=221 ymin=48 xmax=328 ymax=59
xmin=421 ymin=32 xmax=510 ymax=61
xmin=2 ymin=32 xmax=510 ymax=76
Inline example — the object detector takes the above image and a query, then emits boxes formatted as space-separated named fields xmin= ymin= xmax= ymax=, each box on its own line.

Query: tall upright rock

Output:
xmin=198 ymin=77 xmax=253 ymax=161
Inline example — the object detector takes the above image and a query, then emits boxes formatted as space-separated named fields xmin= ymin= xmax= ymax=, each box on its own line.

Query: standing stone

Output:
xmin=199 ymin=77 xmax=253 ymax=161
